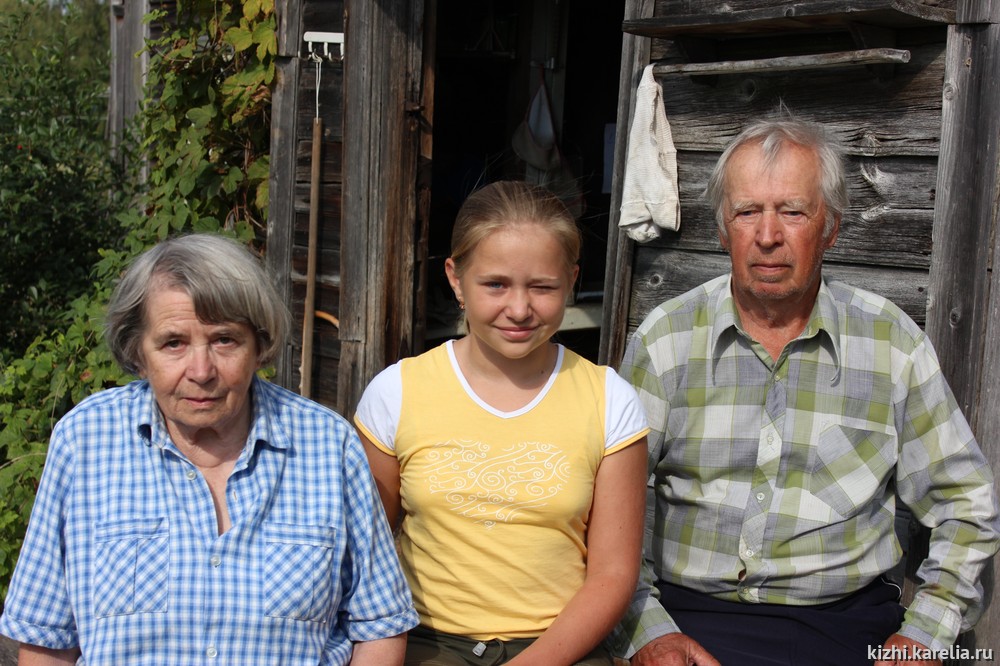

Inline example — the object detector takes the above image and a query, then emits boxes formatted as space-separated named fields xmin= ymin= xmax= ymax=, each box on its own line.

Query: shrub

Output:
xmin=0 ymin=0 xmax=275 ymax=600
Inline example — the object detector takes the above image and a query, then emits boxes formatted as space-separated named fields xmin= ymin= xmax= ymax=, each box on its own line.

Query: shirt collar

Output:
xmin=710 ymin=273 xmax=842 ymax=372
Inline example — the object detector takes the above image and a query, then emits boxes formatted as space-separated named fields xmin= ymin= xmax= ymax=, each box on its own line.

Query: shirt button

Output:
xmin=186 ymin=469 xmax=197 ymax=480
xmin=745 ymin=549 xmax=754 ymax=557
xmin=206 ymin=647 xmax=218 ymax=658
xmin=210 ymin=555 xmax=222 ymax=567
xmin=756 ymin=492 xmax=765 ymax=501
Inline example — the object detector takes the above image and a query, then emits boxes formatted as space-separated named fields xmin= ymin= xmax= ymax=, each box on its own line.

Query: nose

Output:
xmin=186 ymin=344 xmax=217 ymax=383
xmin=506 ymin=288 xmax=532 ymax=321
xmin=755 ymin=209 xmax=784 ymax=248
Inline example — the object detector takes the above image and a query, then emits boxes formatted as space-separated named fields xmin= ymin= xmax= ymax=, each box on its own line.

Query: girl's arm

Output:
xmin=506 ymin=438 xmax=648 ymax=666
xmin=360 ymin=432 xmax=403 ymax=531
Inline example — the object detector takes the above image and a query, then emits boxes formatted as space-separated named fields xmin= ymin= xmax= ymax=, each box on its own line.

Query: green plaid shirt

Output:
xmin=613 ymin=274 xmax=999 ymax=656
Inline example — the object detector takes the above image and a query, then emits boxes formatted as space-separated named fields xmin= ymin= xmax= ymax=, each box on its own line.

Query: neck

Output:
xmin=732 ymin=287 xmax=818 ymax=361
xmin=454 ymin=337 xmax=557 ymax=389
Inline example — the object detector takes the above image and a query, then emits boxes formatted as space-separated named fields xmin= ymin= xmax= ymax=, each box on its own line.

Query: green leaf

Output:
xmin=185 ymin=105 xmax=216 ymax=129
xmin=224 ymin=26 xmax=253 ymax=52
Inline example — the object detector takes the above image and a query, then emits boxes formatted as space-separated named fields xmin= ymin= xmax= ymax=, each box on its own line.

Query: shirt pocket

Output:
xmin=93 ymin=517 xmax=169 ymax=618
xmin=263 ymin=522 xmax=343 ymax=623
xmin=809 ymin=423 xmax=896 ymax=519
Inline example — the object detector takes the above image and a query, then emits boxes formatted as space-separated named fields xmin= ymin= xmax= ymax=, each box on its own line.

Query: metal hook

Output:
xmin=303 ymin=31 xmax=344 ymax=62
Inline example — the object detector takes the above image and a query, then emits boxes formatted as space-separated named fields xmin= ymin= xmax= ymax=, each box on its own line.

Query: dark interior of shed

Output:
xmin=420 ymin=0 xmax=626 ymax=361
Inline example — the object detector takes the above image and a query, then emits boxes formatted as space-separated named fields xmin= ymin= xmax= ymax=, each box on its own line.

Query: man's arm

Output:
xmin=893 ymin=335 xmax=1000 ymax=651
xmin=350 ymin=634 xmax=406 ymax=666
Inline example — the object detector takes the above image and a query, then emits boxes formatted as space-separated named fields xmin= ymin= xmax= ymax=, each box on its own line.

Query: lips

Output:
xmin=498 ymin=326 xmax=536 ymax=341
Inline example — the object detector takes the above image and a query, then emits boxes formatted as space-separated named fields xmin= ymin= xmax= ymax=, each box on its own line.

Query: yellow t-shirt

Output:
xmin=355 ymin=342 xmax=648 ymax=639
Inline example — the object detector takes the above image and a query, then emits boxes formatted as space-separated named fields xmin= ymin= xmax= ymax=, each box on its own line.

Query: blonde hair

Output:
xmin=450 ymin=181 xmax=581 ymax=278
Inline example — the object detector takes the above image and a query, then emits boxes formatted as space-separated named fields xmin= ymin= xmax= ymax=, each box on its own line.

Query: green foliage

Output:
xmin=0 ymin=0 xmax=275 ymax=600
xmin=0 ymin=1 xmax=122 ymax=358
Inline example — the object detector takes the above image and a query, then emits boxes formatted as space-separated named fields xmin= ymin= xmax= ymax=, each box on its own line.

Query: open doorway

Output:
xmin=419 ymin=0 xmax=627 ymax=361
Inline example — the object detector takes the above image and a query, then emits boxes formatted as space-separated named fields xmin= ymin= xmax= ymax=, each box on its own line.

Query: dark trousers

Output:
xmin=657 ymin=580 xmax=906 ymax=666
xmin=405 ymin=625 xmax=614 ymax=666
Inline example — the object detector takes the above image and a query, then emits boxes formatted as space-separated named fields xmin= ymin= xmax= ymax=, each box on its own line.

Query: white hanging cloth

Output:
xmin=619 ymin=64 xmax=680 ymax=242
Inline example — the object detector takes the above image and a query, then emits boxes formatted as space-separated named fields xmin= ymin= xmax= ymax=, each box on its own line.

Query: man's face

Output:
xmin=720 ymin=141 xmax=838 ymax=311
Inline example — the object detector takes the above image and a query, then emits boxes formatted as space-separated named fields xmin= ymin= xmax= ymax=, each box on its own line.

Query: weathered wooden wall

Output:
xmin=268 ymin=0 xmax=346 ymax=406
xmin=603 ymin=1 xmax=1000 ymax=663
xmin=609 ymin=25 xmax=946 ymax=347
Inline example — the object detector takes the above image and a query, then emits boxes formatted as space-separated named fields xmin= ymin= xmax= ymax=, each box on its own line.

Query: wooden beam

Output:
xmin=599 ymin=0 xmax=654 ymax=367
xmin=265 ymin=0 xmax=304 ymax=390
xmin=923 ymin=21 xmax=1000 ymax=664
xmin=651 ymin=48 xmax=910 ymax=77
xmin=958 ymin=0 xmax=1000 ymax=24
xmin=339 ymin=0 xmax=423 ymax=416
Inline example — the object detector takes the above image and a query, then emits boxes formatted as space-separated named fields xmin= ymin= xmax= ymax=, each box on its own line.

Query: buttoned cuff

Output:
xmin=899 ymin=592 xmax=963 ymax=653
xmin=607 ymin=595 xmax=681 ymax=659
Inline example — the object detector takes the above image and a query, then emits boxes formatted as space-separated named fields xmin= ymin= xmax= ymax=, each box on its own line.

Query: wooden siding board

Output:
xmin=926 ymin=22 xmax=1000 ymax=425
xmin=266 ymin=55 xmax=303 ymax=389
xmin=339 ymin=0 xmax=423 ymax=416
xmin=270 ymin=0 xmax=345 ymax=398
xmin=924 ymin=22 xmax=1000 ymax=663
xmin=657 ymin=42 xmax=947 ymax=157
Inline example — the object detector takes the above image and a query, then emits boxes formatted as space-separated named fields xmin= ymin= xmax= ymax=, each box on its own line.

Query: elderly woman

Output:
xmin=0 ymin=234 xmax=417 ymax=665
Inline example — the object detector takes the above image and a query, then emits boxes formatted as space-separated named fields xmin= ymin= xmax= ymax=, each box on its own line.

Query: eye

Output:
xmin=733 ymin=210 xmax=760 ymax=222
xmin=163 ymin=339 xmax=183 ymax=350
xmin=485 ymin=281 xmax=504 ymax=290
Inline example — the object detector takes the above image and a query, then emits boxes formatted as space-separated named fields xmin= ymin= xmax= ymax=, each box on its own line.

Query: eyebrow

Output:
xmin=729 ymin=198 xmax=813 ymax=211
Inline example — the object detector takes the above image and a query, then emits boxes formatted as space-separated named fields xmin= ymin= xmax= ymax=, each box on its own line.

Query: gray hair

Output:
xmin=705 ymin=115 xmax=848 ymax=240
xmin=105 ymin=234 xmax=289 ymax=374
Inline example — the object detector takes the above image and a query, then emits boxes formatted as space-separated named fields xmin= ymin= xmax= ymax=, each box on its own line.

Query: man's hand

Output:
xmin=873 ymin=633 xmax=942 ymax=666
xmin=630 ymin=633 xmax=721 ymax=666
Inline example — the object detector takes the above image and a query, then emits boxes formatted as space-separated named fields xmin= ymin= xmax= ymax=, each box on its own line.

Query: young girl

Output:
xmin=354 ymin=181 xmax=649 ymax=665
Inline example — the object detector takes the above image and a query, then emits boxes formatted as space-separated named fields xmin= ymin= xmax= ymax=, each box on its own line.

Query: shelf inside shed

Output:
xmin=623 ymin=0 xmax=955 ymax=40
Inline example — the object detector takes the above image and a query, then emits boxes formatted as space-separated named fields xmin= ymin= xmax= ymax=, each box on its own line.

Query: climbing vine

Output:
xmin=0 ymin=0 xmax=276 ymax=598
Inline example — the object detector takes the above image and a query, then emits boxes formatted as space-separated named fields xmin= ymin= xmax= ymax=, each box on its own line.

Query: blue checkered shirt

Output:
xmin=612 ymin=275 xmax=999 ymax=656
xmin=0 ymin=377 xmax=418 ymax=664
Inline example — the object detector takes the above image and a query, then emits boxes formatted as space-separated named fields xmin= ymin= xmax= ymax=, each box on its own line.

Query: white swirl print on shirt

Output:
xmin=425 ymin=440 xmax=570 ymax=529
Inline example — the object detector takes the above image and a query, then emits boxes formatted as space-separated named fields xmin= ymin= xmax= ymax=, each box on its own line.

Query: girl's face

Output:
xmin=445 ymin=223 xmax=578 ymax=365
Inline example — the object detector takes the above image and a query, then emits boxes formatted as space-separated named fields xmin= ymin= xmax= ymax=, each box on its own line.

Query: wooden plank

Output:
xmin=599 ymin=0 xmax=655 ymax=367
xmin=339 ymin=0 xmax=424 ymax=416
xmin=628 ymin=248 xmax=928 ymax=333
xmin=924 ymin=21 xmax=1000 ymax=665
xmin=652 ymin=48 xmax=910 ymax=76
xmin=925 ymin=22 xmax=1000 ymax=426
xmin=275 ymin=0 xmax=304 ymax=57
xmin=626 ymin=0 xmax=955 ymax=39
xmin=958 ymin=0 xmax=1000 ymax=24
xmin=659 ymin=42 xmax=947 ymax=157
xmin=296 ymin=65 xmax=344 ymax=140
xmin=265 ymin=30 xmax=303 ymax=390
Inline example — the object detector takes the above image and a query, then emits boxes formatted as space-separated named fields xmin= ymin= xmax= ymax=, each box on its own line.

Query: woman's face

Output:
xmin=137 ymin=283 xmax=259 ymax=447
xmin=446 ymin=224 xmax=577 ymax=365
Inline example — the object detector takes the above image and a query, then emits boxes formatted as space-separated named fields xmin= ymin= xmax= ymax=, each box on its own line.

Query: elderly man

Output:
xmin=0 ymin=234 xmax=418 ymax=665
xmin=614 ymin=117 xmax=999 ymax=666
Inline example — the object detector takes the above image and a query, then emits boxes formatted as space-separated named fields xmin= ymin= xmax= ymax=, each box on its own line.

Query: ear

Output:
xmin=718 ymin=226 xmax=730 ymax=252
xmin=444 ymin=257 xmax=463 ymax=301
xmin=570 ymin=264 xmax=580 ymax=286
xmin=824 ymin=214 xmax=841 ymax=249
